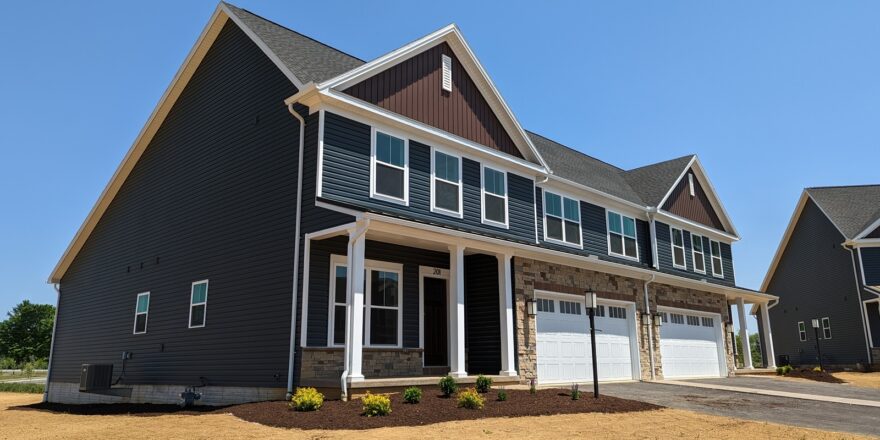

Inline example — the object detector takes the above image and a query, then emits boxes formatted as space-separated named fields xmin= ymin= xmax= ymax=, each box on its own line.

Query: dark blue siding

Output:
xmin=862 ymin=247 xmax=880 ymax=286
xmin=320 ymin=112 xmax=536 ymax=243
xmin=655 ymin=221 xmax=733 ymax=286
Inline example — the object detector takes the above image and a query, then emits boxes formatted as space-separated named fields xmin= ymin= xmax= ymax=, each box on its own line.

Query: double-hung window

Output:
xmin=671 ymin=227 xmax=686 ymax=269
xmin=709 ymin=240 xmax=724 ymax=277
xmin=371 ymin=130 xmax=408 ymax=204
xmin=133 ymin=292 xmax=150 ymax=334
xmin=431 ymin=149 xmax=461 ymax=216
xmin=189 ymin=280 xmax=208 ymax=328
xmin=798 ymin=321 xmax=807 ymax=341
xmin=607 ymin=211 xmax=638 ymax=259
xmin=329 ymin=262 xmax=348 ymax=346
xmin=482 ymin=166 xmax=507 ymax=227
xmin=544 ymin=191 xmax=581 ymax=246
xmin=691 ymin=234 xmax=706 ymax=274
xmin=821 ymin=317 xmax=832 ymax=339
xmin=328 ymin=256 xmax=402 ymax=347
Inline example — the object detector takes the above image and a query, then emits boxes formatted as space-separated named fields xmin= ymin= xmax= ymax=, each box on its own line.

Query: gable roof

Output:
xmin=806 ymin=185 xmax=880 ymax=240
xmin=623 ymin=155 xmax=695 ymax=207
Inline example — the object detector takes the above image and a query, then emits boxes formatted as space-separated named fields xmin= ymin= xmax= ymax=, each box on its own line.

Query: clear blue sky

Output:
xmin=2 ymin=1 xmax=878 ymax=335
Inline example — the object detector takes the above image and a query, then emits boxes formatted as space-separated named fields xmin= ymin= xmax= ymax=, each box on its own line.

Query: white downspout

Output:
xmin=647 ymin=209 xmax=660 ymax=270
xmin=285 ymin=103 xmax=306 ymax=399
xmin=847 ymin=246 xmax=873 ymax=365
xmin=643 ymin=274 xmax=656 ymax=380
xmin=43 ymin=283 xmax=61 ymax=403
xmin=340 ymin=220 xmax=370 ymax=401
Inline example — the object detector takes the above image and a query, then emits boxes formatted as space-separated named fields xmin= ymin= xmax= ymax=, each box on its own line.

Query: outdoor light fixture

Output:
xmin=811 ymin=319 xmax=820 ymax=329
xmin=584 ymin=287 xmax=599 ymax=398
xmin=527 ymin=299 xmax=537 ymax=316
xmin=654 ymin=311 xmax=664 ymax=327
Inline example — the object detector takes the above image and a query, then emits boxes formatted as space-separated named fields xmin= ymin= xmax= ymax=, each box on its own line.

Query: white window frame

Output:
xmin=798 ymin=321 xmax=807 ymax=341
xmin=606 ymin=209 xmax=639 ymax=261
xmin=328 ymin=255 xmax=404 ymax=348
xmin=709 ymin=239 xmax=724 ymax=278
xmin=480 ymin=164 xmax=509 ymax=229
xmin=670 ymin=227 xmax=686 ymax=269
xmin=542 ymin=189 xmax=582 ymax=248
xmin=188 ymin=280 xmax=208 ymax=329
xmin=821 ymin=317 xmax=831 ymax=339
xmin=691 ymin=233 xmax=706 ymax=274
xmin=133 ymin=292 xmax=150 ymax=335
xmin=328 ymin=255 xmax=349 ymax=347
xmin=429 ymin=146 xmax=463 ymax=218
xmin=369 ymin=127 xmax=409 ymax=206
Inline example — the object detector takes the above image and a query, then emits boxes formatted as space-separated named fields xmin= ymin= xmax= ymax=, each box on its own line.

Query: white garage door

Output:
xmin=659 ymin=310 xmax=724 ymax=379
xmin=536 ymin=295 xmax=636 ymax=383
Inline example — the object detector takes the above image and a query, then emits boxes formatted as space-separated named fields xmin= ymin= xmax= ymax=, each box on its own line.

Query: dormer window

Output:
xmin=371 ymin=129 xmax=408 ymax=204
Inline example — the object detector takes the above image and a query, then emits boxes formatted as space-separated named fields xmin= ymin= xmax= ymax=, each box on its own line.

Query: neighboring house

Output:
xmin=45 ymin=2 xmax=776 ymax=405
xmin=758 ymin=185 xmax=880 ymax=368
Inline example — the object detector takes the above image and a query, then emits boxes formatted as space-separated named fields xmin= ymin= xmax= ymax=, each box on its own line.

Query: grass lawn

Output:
xmin=0 ymin=392 xmax=869 ymax=439
xmin=833 ymin=372 xmax=880 ymax=389
xmin=0 ymin=372 xmax=47 ymax=382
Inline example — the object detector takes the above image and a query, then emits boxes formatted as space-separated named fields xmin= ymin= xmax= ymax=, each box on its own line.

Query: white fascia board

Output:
xmin=654 ymin=210 xmax=740 ymax=242
xmin=656 ymin=156 xmax=739 ymax=239
xmin=855 ymin=217 xmax=880 ymax=240
xmin=850 ymin=239 xmax=880 ymax=248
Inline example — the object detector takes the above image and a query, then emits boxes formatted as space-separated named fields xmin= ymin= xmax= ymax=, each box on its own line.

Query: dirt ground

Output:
xmin=834 ymin=372 xmax=880 ymax=389
xmin=0 ymin=392 xmax=869 ymax=440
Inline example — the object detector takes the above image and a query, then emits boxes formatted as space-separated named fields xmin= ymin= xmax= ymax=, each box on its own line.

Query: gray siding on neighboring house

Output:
xmin=861 ymin=247 xmax=880 ymax=286
xmin=655 ymin=221 xmax=734 ymax=286
xmin=320 ymin=112 xmax=536 ymax=243
xmin=304 ymin=236 xmax=449 ymax=348
xmin=767 ymin=199 xmax=868 ymax=365
xmin=51 ymin=22 xmax=300 ymax=388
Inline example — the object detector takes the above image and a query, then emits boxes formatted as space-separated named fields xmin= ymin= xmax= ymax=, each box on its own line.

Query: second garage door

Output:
xmin=536 ymin=294 xmax=638 ymax=383
xmin=659 ymin=308 xmax=725 ymax=379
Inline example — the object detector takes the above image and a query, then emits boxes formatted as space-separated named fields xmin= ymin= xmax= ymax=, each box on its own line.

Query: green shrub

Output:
xmin=776 ymin=366 xmax=785 ymax=375
xmin=439 ymin=375 xmax=458 ymax=397
xmin=22 ymin=362 xmax=34 ymax=379
xmin=497 ymin=387 xmax=508 ymax=402
xmin=457 ymin=387 xmax=485 ymax=410
xmin=0 ymin=383 xmax=44 ymax=394
xmin=362 ymin=392 xmax=392 ymax=416
xmin=570 ymin=383 xmax=580 ymax=401
xmin=783 ymin=365 xmax=793 ymax=374
xmin=289 ymin=387 xmax=323 ymax=412
xmin=813 ymin=366 xmax=823 ymax=373
xmin=474 ymin=374 xmax=492 ymax=393
xmin=403 ymin=386 xmax=422 ymax=404
xmin=0 ymin=358 xmax=16 ymax=370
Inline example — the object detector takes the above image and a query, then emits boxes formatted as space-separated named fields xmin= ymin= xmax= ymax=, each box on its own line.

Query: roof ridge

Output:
xmin=524 ymin=130 xmax=625 ymax=172
xmin=806 ymin=184 xmax=880 ymax=190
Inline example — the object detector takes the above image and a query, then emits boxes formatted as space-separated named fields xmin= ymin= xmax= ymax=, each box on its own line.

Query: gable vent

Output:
xmin=688 ymin=173 xmax=695 ymax=197
xmin=441 ymin=54 xmax=453 ymax=92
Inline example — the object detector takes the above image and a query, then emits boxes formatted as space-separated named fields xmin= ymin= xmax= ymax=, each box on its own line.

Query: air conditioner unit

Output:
xmin=79 ymin=364 xmax=113 ymax=392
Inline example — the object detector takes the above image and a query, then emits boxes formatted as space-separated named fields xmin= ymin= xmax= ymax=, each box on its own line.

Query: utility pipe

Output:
xmin=284 ymin=102 xmax=306 ymax=399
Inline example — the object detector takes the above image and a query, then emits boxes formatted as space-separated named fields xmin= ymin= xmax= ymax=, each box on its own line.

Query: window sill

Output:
xmin=370 ymin=192 xmax=409 ymax=206
xmin=481 ymin=218 xmax=509 ymax=230
xmin=431 ymin=206 xmax=463 ymax=219
xmin=544 ymin=237 xmax=583 ymax=250
xmin=608 ymin=252 xmax=640 ymax=262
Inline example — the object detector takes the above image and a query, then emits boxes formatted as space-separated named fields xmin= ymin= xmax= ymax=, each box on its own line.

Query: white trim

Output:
xmin=541 ymin=189 xmax=583 ymax=249
xmin=328 ymin=255 xmax=348 ymax=347
xmin=855 ymin=217 xmax=880 ymax=240
xmin=852 ymin=239 xmax=880 ymax=248
xmin=370 ymin=126 xmax=410 ymax=206
xmin=606 ymin=209 xmax=640 ymax=261
xmin=798 ymin=321 xmax=807 ymax=341
xmin=188 ymin=279 xmax=209 ymax=329
xmin=429 ymin=146 xmax=464 ymax=218
xmin=419 ymin=266 xmax=450 ymax=367
xmin=133 ymin=292 xmax=150 ymax=335
xmin=316 ymin=109 xmax=326 ymax=198
xmin=691 ymin=233 xmax=707 ymax=274
xmin=670 ymin=226 xmax=687 ymax=269
xmin=480 ymin=164 xmax=509 ymax=229
xmin=709 ymin=239 xmax=724 ymax=278
xmin=654 ymin=210 xmax=739 ymax=242
xmin=330 ymin=254 xmax=405 ymax=348
xmin=821 ymin=317 xmax=832 ymax=340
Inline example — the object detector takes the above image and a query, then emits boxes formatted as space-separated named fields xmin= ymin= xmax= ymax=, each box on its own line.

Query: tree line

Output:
xmin=0 ymin=300 xmax=55 ymax=369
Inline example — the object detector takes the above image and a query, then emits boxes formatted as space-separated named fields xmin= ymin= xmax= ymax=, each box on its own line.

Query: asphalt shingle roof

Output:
xmin=806 ymin=185 xmax=880 ymax=239
xmin=623 ymin=155 xmax=695 ymax=207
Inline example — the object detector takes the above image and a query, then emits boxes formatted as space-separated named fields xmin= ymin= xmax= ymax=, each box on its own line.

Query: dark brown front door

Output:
xmin=423 ymin=277 xmax=448 ymax=367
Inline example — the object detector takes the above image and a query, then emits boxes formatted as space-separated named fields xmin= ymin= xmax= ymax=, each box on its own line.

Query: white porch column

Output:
xmin=497 ymin=252 xmax=517 ymax=376
xmin=345 ymin=224 xmax=367 ymax=382
xmin=736 ymin=297 xmax=753 ymax=369
xmin=448 ymin=244 xmax=467 ymax=377
xmin=760 ymin=303 xmax=777 ymax=368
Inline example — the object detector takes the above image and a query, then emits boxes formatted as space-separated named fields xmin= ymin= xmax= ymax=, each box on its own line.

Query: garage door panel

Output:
xmin=659 ymin=311 xmax=723 ymax=379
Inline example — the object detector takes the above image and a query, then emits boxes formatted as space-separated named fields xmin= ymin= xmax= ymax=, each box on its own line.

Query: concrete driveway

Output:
xmin=603 ymin=380 xmax=880 ymax=437
xmin=691 ymin=376 xmax=880 ymax=401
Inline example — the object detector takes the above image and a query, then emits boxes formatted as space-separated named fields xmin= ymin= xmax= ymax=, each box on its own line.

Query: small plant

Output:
xmin=362 ymin=392 xmax=392 ymax=417
xmin=813 ymin=366 xmax=823 ymax=373
xmin=457 ymin=387 xmax=485 ymax=410
xmin=529 ymin=378 xmax=537 ymax=394
xmin=497 ymin=387 xmax=508 ymax=402
xmin=289 ymin=387 xmax=324 ymax=412
xmin=22 ymin=362 xmax=34 ymax=379
xmin=439 ymin=374 xmax=458 ymax=397
xmin=776 ymin=366 xmax=785 ymax=375
xmin=475 ymin=374 xmax=493 ymax=393
xmin=570 ymin=383 xmax=580 ymax=401
xmin=403 ymin=386 xmax=422 ymax=404
xmin=783 ymin=365 xmax=793 ymax=375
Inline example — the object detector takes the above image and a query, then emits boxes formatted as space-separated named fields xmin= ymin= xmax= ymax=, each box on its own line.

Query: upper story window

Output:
xmin=133 ymin=292 xmax=150 ymax=334
xmin=481 ymin=166 xmax=508 ymax=228
xmin=544 ymin=191 xmax=581 ymax=246
xmin=709 ymin=240 xmax=724 ymax=278
xmin=607 ymin=211 xmax=638 ymax=260
xmin=691 ymin=233 xmax=706 ymax=274
xmin=671 ymin=227 xmax=686 ymax=269
xmin=431 ymin=149 xmax=462 ymax=217
xmin=371 ymin=130 xmax=408 ymax=204
xmin=189 ymin=280 xmax=208 ymax=328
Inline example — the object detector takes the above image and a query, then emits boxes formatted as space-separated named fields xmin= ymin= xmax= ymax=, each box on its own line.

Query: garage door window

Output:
xmin=559 ymin=300 xmax=582 ymax=315
xmin=660 ymin=312 xmax=668 ymax=323
xmin=700 ymin=317 xmax=714 ymax=327
xmin=596 ymin=305 xmax=605 ymax=317
xmin=686 ymin=315 xmax=700 ymax=326
xmin=670 ymin=313 xmax=684 ymax=324
xmin=608 ymin=306 xmax=627 ymax=319
xmin=537 ymin=298 xmax=554 ymax=313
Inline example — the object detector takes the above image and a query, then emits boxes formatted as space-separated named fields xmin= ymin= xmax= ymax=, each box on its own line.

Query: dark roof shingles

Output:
xmin=622 ymin=155 xmax=694 ymax=207
xmin=806 ymin=185 xmax=880 ymax=239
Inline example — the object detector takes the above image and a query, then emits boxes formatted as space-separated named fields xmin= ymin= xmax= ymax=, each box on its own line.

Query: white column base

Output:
xmin=497 ymin=370 xmax=518 ymax=377
xmin=448 ymin=371 xmax=468 ymax=378
xmin=347 ymin=374 xmax=365 ymax=383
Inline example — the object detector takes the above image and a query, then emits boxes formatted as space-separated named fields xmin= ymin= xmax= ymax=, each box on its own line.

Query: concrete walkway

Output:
xmin=656 ymin=378 xmax=880 ymax=408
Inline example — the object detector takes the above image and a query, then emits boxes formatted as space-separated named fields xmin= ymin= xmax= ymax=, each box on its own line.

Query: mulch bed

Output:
xmin=14 ymin=401 xmax=224 ymax=417
xmin=785 ymin=368 xmax=846 ymax=384
xmin=228 ymin=387 xmax=662 ymax=430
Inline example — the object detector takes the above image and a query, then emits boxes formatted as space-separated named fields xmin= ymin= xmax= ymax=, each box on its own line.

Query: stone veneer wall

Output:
xmin=513 ymin=257 xmax=735 ymax=382
xmin=299 ymin=347 xmax=423 ymax=382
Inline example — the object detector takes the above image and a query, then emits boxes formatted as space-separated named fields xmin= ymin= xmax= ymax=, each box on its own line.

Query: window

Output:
xmin=537 ymin=298 xmax=555 ymax=313
xmin=371 ymin=130 xmax=408 ymax=204
xmin=189 ymin=280 xmax=208 ymax=328
xmin=607 ymin=211 xmax=638 ymax=259
xmin=710 ymin=240 xmax=724 ymax=277
xmin=596 ymin=305 xmax=606 ymax=317
xmin=133 ymin=292 xmax=150 ymax=334
xmin=481 ymin=166 xmax=507 ymax=227
xmin=798 ymin=321 xmax=807 ymax=341
xmin=559 ymin=300 xmax=582 ymax=315
xmin=670 ymin=313 xmax=685 ymax=325
xmin=329 ymin=264 xmax=348 ymax=346
xmin=822 ymin=317 xmax=831 ymax=339
xmin=367 ymin=270 xmax=400 ymax=346
xmin=544 ymin=191 xmax=581 ymax=246
xmin=608 ymin=306 xmax=627 ymax=319
xmin=701 ymin=317 xmax=714 ymax=327
xmin=691 ymin=234 xmax=706 ymax=274
xmin=686 ymin=315 xmax=700 ymax=326
xmin=671 ymin=227 xmax=686 ymax=269
xmin=431 ymin=150 xmax=461 ymax=216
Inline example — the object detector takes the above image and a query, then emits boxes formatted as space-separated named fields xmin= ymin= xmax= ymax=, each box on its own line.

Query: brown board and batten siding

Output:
xmin=662 ymin=169 xmax=725 ymax=231
xmin=867 ymin=225 xmax=880 ymax=239
xmin=342 ymin=42 xmax=524 ymax=160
